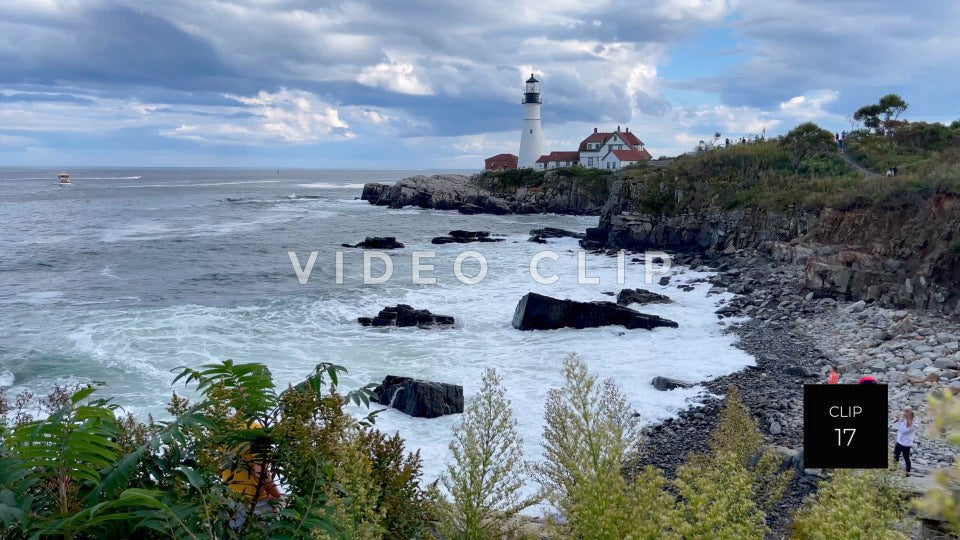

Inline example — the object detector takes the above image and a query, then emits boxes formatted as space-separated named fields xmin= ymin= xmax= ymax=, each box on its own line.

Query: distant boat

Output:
xmin=58 ymin=172 xmax=71 ymax=186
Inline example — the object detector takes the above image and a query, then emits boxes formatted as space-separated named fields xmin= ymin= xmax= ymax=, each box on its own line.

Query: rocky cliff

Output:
xmin=588 ymin=176 xmax=960 ymax=314
xmin=361 ymin=171 xmax=608 ymax=215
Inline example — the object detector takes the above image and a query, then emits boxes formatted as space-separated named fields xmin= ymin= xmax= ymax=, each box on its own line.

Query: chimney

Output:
xmin=616 ymin=125 xmax=620 ymax=131
xmin=593 ymin=127 xmax=598 ymax=133
xmin=625 ymin=127 xmax=629 ymax=132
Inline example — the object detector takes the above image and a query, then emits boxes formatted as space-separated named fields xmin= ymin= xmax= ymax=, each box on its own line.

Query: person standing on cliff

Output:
xmin=828 ymin=365 xmax=840 ymax=384
xmin=892 ymin=408 xmax=919 ymax=476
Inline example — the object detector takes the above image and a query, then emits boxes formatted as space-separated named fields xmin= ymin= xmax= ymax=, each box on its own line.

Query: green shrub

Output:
xmin=921 ymin=389 xmax=960 ymax=533
xmin=534 ymin=354 xmax=681 ymax=539
xmin=792 ymin=470 xmax=910 ymax=539
xmin=439 ymin=368 xmax=537 ymax=540
xmin=674 ymin=452 xmax=768 ymax=539
xmin=0 ymin=361 xmax=429 ymax=539
xmin=709 ymin=387 xmax=792 ymax=513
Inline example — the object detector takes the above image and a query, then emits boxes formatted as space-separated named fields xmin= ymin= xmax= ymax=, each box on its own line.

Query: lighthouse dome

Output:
xmin=523 ymin=74 xmax=540 ymax=103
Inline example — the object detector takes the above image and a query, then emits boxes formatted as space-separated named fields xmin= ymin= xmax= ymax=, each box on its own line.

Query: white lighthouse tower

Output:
xmin=518 ymin=74 xmax=543 ymax=168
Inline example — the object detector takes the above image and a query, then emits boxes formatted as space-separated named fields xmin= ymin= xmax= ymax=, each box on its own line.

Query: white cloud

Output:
xmin=227 ymin=89 xmax=352 ymax=143
xmin=357 ymin=61 xmax=433 ymax=96
xmin=779 ymin=89 xmax=839 ymax=121
xmin=656 ymin=0 xmax=734 ymax=21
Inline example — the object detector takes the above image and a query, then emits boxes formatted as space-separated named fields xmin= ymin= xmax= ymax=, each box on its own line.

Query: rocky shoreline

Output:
xmin=361 ymin=172 xmax=609 ymax=215
xmin=352 ymin=174 xmax=959 ymax=535
xmin=635 ymin=248 xmax=958 ymax=537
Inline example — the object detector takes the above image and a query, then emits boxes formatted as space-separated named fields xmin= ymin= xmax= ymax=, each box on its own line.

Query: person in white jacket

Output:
xmin=892 ymin=408 xmax=919 ymax=476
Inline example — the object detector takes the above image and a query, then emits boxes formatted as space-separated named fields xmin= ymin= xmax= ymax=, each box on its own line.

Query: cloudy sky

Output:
xmin=1 ymin=0 xmax=957 ymax=168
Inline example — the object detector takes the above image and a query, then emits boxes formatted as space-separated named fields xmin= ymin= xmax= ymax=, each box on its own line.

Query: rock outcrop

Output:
xmin=616 ymin=288 xmax=672 ymax=306
xmin=358 ymin=305 xmax=455 ymax=328
xmin=651 ymin=376 xmax=693 ymax=391
xmin=530 ymin=227 xmax=586 ymax=239
xmin=431 ymin=230 xmax=503 ymax=245
xmin=361 ymin=172 xmax=608 ymax=215
xmin=374 ymin=376 xmax=463 ymax=418
xmin=588 ymin=173 xmax=960 ymax=314
xmin=342 ymin=237 xmax=405 ymax=249
xmin=511 ymin=292 xmax=678 ymax=331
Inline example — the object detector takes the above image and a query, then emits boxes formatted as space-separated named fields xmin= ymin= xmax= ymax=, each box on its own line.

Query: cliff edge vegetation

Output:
xmin=614 ymin=119 xmax=960 ymax=217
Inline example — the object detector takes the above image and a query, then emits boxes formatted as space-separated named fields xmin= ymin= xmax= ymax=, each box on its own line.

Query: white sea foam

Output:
xmin=53 ymin=238 xmax=752 ymax=503
xmin=0 ymin=370 xmax=14 ymax=387
xmin=297 ymin=183 xmax=369 ymax=189
xmin=72 ymin=176 xmax=142 ymax=180
xmin=0 ymin=291 xmax=65 ymax=305
xmin=100 ymin=266 xmax=120 ymax=280
xmin=100 ymin=211 xmax=333 ymax=242
xmin=117 ymin=180 xmax=283 ymax=188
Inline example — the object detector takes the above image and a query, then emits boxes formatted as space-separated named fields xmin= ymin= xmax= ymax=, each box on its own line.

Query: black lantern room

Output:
xmin=523 ymin=74 xmax=541 ymax=104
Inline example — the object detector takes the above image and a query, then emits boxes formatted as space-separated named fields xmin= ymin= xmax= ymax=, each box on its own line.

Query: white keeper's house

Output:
xmin=536 ymin=126 xmax=652 ymax=170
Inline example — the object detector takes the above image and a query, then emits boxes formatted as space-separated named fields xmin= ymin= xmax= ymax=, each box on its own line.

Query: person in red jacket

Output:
xmin=828 ymin=365 xmax=840 ymax=384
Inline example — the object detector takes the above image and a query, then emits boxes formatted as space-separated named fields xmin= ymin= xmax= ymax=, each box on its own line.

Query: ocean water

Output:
xmin=0 ymin=167 xmax=754 ymax=487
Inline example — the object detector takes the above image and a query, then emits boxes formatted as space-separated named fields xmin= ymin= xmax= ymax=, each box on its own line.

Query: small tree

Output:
xmin=879 ymin=94 xmax=909 ymax=124
xmin=709 ymin=387 xmax=792 ymax=513
xmin=854 ymin=94 xmax=909 ymax=135
xmin=781 ymin=122 xmax=837 ymax=173
xmin=793 ymin=470 xmax=910 ymax=539
xmin=534 ymin=354 xmax=651 ymax=539
xmin=854 ymin=104 xmax=885 ymax=133
xmin=674 ymin=452 xmax=768 ymax=540
xmin=441 ymin=368 xmax=537 ymax=539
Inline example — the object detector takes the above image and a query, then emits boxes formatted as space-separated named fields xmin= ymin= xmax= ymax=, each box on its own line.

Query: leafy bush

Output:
xmin=674 ymin=452 xmax=767 ymax=539
xmin=792 ymin=470 xmax=910 ymax=539
xmin=781 ymin=122 xmax=837 ymax=173
xmin=479 ymin=168 xmax=545 ymax=193
xmin=0 ymin=361 xmax=429 ymax=539
xmin=921 ymin=389 xmax=960 ymax=533
xmin=439 ymin=368 xmax=537 ymax=540
xmin=709 ymin=387 xmax=792 ymax=514
xmin=534 ymin=354 xmax=674 ymax=539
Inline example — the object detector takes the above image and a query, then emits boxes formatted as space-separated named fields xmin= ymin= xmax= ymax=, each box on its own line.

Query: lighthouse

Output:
xmin=518 ymin=74 xmax=543 ymax=168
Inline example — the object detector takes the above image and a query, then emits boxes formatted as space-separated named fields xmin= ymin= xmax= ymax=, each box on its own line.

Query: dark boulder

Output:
xmin=342 ymin=236 xmax=405 ymax=249
xmin=360 ymin=183 xmax=387 ymax=203
xmin=651 ymin=376 xmax=694 ymax=391
xmin=458 ymin=203 xmax=483 ymax=215
xmin=616 ymin=288 xmax=673 ymax=306
xmin=432 ymin=230 xmax=504 ymax=245
xmin=359 ymin=305 xmax=455 ymax=328
xmin=374 ymin=376 xmax=463 ymax=418
xmin=529 ymin=227 xmax=585 ymax=240
xmin=511 ymin=292 xmax=679 ymax=331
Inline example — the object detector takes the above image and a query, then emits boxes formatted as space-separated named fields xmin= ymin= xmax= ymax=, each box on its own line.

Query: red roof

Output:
xmin=610 ymin=148 xmax=652 ymax=161
xmin=578 ymin=129 xmax=645 ymax=151
xmin=484 ymin=153 xmax=517 ymax=162
xmin=578 ymin=132 xmax=609 ymax=151
xmin=537 ymin=151 xmax=580 ymax=163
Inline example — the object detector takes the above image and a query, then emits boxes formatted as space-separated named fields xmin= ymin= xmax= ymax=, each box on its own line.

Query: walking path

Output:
xmin=839 ymin=147 xmax=881 ymax=176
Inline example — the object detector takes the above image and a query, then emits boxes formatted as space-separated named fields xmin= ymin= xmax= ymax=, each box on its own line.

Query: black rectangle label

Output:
xmin=803 ymin=384 xmax=888 ymax=468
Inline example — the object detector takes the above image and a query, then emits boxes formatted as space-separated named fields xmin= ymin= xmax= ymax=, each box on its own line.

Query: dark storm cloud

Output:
xmin=2 ymin=0 xmax=958 ymax=165
xmin=0 ymin=5 xmax=237 ymax=90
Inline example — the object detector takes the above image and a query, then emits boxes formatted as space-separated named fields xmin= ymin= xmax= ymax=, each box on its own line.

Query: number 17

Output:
xmin=835 ymin=428 xmax=856 ymax=446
